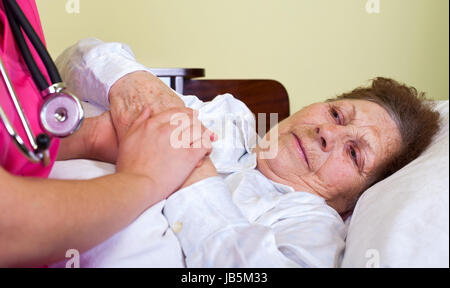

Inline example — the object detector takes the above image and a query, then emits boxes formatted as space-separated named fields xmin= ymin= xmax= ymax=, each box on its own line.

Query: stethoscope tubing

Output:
xmin=0 ymin=56 xmax=44 ymax=163
xmin=3 ymin=0 xmax=61 ymax=90
xmin=0 ymin=55 xmax=39 ymax=151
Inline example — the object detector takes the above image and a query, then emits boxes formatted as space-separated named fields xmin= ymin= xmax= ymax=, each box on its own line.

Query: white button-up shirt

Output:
xmin=50 ymin=39 xmax=346 ymax=268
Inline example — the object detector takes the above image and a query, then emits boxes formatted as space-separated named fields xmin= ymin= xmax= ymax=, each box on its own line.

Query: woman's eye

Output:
xmin=330 ymin=108 xmax=342 ymax=124
xmin=349 ymin=146 xmax=358 ymax=166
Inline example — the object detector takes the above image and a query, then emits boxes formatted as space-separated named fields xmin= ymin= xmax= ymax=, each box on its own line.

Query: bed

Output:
xmin=50 ymin=69 xmax=449 ymax=268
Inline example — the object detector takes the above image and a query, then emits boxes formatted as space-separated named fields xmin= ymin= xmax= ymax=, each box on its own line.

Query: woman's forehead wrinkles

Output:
xmin=347 ymin=103 xmax=357 ymax=119
xmin=359 ymin=127 xmax=378 ymax=173
xmin=359 ymin=127 xmax=376 ymax=153
xmin=357 ymin=120 xmax=401 ymax=176
xmin=352 ymin=100 xmax=395 ymax=127
xmin=332 ymin=100 xmax=399 ymax=160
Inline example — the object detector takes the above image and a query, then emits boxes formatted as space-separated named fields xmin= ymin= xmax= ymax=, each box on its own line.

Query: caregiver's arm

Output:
xmin=0 ymin=108 xmax=212 ymax=268
xmin=0 ymin=167 xmax=150 ymax=267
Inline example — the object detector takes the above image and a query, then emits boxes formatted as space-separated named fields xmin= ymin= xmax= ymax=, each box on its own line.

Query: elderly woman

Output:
xmin=51 ymin=39 xmax=440 ymax=268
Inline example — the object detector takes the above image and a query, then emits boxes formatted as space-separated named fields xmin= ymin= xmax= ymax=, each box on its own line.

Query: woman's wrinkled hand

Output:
xmin=109 ymin=71 xmax=185 ymax=142
xmin=116 ymin=107 xmax=215 ymax=202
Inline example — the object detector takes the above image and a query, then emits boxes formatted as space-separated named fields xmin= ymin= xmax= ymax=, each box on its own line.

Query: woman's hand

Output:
xmin=109 ymin=71 xmax=185 ymax=141
xmin=116 ymin=107 xmax=215 ymax=202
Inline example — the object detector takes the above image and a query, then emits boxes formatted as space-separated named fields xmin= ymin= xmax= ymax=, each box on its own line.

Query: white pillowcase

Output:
xmin=341 ymin=101 xmax=449 ymax=268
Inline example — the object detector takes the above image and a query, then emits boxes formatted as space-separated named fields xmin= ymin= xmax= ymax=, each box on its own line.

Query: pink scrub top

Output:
xmin=0 ymin=0 xmax=60 ymax=177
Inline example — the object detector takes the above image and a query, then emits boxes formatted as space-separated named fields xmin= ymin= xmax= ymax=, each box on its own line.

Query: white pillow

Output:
xmin=341 ymin=101 xmax=449 ymax=268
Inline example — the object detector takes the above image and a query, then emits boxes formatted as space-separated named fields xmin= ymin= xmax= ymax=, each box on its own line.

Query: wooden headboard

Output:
xmin=150 ymin=68 xmax=290 ymax=132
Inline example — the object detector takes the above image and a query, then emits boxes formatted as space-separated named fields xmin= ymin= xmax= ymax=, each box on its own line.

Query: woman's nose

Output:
xmin=315 ymin=124 xmax=345 ymax=152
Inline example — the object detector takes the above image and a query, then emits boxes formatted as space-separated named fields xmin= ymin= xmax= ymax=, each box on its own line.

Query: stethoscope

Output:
xmin=0 ymin=0 xmax=84 ymax=166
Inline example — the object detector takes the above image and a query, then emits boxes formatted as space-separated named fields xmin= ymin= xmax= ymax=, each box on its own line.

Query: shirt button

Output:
xmin=173 ymin=221 xmax=183 ymax=233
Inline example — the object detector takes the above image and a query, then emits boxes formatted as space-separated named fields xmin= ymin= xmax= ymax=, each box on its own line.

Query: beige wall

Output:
xmin=36 ymin=0 xmax=449 ymax=113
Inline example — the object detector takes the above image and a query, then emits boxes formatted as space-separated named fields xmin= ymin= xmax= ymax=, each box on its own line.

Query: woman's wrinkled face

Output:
xmin=256 ymin=99 xmax=402 ymax=214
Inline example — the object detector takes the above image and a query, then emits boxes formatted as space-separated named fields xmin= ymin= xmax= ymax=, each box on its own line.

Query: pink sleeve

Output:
xmin=0 ymin=0 xmax=60 ymax=177
xmin=0 ymin=124 xmax=8 ymax=166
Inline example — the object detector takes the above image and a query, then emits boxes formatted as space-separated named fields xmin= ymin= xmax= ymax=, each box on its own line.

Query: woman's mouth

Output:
xmin=292 ymin=133 xmax=310 ymax=168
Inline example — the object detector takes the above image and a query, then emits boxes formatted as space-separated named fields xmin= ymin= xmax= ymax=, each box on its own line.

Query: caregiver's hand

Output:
xmin=116 ymin=107 xmax=215 ymax=202
xmin=109 ymin=71 xmax=185 ymax=141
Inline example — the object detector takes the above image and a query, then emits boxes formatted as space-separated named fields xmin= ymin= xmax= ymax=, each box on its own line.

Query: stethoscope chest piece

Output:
xmin=40 ymin=83 xmax=84 ymax=138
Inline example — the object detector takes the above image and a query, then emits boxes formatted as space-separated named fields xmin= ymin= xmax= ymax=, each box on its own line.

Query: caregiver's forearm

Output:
xmin=0 ymin=169 xmax=155 ymax=267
